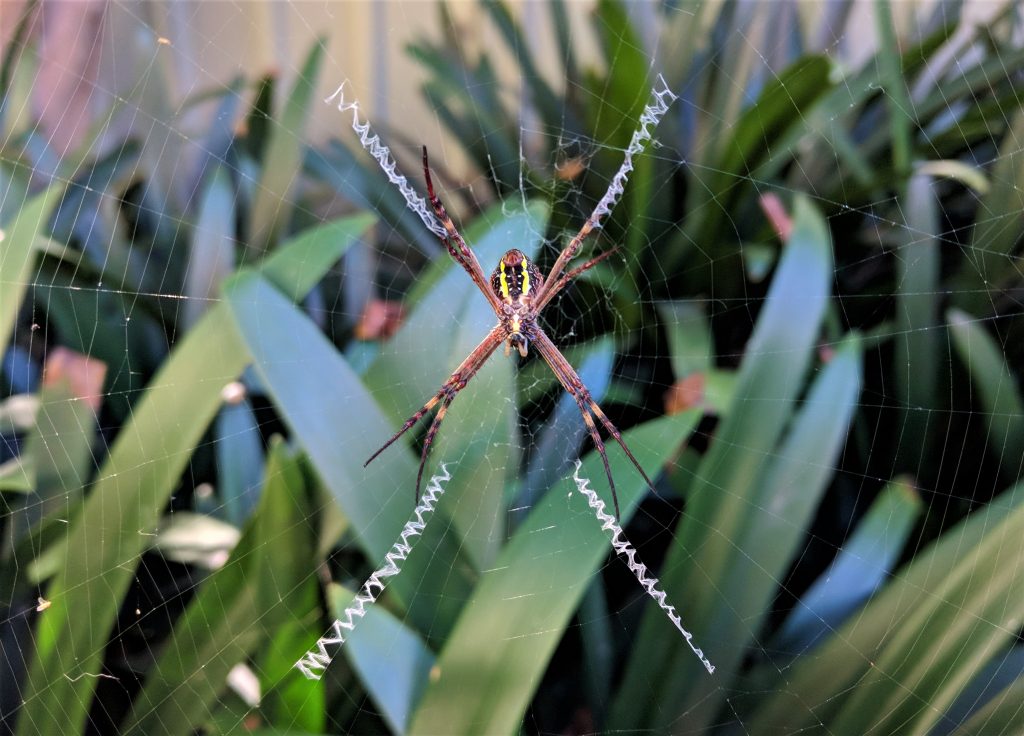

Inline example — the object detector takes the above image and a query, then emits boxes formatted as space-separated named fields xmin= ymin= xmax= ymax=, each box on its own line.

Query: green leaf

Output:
xmin=656 ymin=301 xmax=712 ymax=379
xmin=330 ymin=583 xmax=435 ymax=734
xmin=0 ymin=456 xmax=33 ymax=493
xmin=828 ymin=497 xmax=1024 ymax=734
xmin=874 ymin=0 xmax=913 ymax=176
xmin=480 ymin=1 xmax=577 ymax=135
xmin=408 ymin=411 xmax=701 ymax=735
xmin=519 ymin=338 xmax=614 ymax=514
xmin=215 ymin=398 xmax=265 ymax=525
xmin=771 ymin=477 xmax=922 ymax=656
xmin=249 ymin=40 xmax=325 ymax=253
xmin=8 ymin=378 xmax=99 ymax=544
xmin=17 ymin=215 xmax=371 ymax=736
xmin=948 ymin=308 xmax=1024 ymax=481
xmin=951 ymin=676 xmax=1024 ymax=736
xmin=124 ymin=439 xmax=319 ymax=735
xmin=750 ymin=484 xmax=1024 ymax=733
xmin=894 ymin=171 xmax=940 ymax=473
xmin=0 ymin=183 xmax=64 ymax=357
xmin=305 ymin=140 xmax=440 ymax=260
xmin=955 ymin=108 xmax=1024 ymax=315
xmin=184 ymin=165 xmax=236 ymax=327
xmin=588 ymin=0 xmax=651 ymax=258
xmin=612 ymin=195 xmax=833 ymax=730
xmin=0 ymin=0 xmax=39 ymax=135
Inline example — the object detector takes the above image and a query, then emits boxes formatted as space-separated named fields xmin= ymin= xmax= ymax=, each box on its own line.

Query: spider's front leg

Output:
xmin=365 ymin=324 xmax=506 ymax=503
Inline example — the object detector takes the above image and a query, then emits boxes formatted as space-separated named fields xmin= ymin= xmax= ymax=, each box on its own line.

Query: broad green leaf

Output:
xmin=874 ymin=0 xmax=913 ymax=176
xmin=518 ymin=338 xmax=614 ymax=515
xmin=942 ymin=646 xmax=1024 ymax=735
xmin=17 ymin=215 xmax=372 ymax=736
xmin=257 ymin=610 xmax=327 ymax=735
xmin=829 ymin=495 xmax=1024 ymax=734
xmin=409 ymin=411 xmax=701 ymax=735
xmin=894 ymin=171 xmax=940 ymax=473
xmin=652 ymin=333 xmax=862 ymax=731
xmin=0 ymin=456 xmax=32 ymax=493
xmin=215 ymin=398 xmax=265 ymax=525
xmin=612 ymin=195 xmax=833 ymax=729
xmin=8 ymin=378 xmax=99 ymax=544
xmin=771 ymin=476 xmax=922 ymax=655
xmin=124 ymin=439 xmax=318 ymax=735
xmin=656 ymin=301 xmax=712 ymax=379
xmin=184 ymin=165 xmax=236 ymax=327
xmin=249 ymin=41 xmax=324 ymax=253
xmin=957 ymin=108 xmax=1024 ymax=312
xmin=948 ymin=309 xmax=1024 ymax=481
xmin=952 ymin=676 xmax=1024 ymax=736
xmin=0 ymin=0 xmax=38 ymax=136
xmin=750 ymin=483 xmax=1024 ymax=733
xmin=0 ymin=184 xmax=64 ymax=357
xmin=331 ymin=584 xmax=435 ymax=735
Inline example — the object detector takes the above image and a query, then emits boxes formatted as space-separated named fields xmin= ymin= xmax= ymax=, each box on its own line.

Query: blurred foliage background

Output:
xmin=2 ymin=0 xmax=1024 ymax=734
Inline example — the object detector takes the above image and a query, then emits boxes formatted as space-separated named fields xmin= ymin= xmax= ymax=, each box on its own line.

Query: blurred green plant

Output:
xmin=2 ymin=0 xmax=1024 ymax=735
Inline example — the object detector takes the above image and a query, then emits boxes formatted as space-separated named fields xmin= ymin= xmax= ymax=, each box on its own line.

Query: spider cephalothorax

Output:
xmin=363 ymin=146 xmax=655 ymax=519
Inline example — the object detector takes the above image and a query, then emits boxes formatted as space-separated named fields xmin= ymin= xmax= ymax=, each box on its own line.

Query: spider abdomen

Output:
xmin=491 ymin=249 xmax=543 ymax=306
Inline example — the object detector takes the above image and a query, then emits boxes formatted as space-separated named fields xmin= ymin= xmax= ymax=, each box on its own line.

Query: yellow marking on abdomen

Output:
xmin=499 ymin=261 xmax=510 ymax=301
xmin=520 ymin=257 xmax=531 ymax=295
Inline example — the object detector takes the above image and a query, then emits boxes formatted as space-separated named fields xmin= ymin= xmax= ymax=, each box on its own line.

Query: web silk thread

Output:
xmin=294 ymin=465 xmax=451 ymax=680
xmin=571 ymin=461 xmax=716 ymax=674
xmin=589 ymin=75 xmax=678 ymax=225
xmin=324 ymin=82 xmax=449 ymax=240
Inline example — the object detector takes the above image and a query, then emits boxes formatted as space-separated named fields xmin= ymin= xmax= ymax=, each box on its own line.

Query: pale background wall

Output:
xmin=0 ymin=0 xmax=1011 ymax=181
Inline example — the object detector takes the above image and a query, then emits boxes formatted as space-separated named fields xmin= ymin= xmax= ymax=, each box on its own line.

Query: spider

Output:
xmin=364 ymin=147 xmax=656 ymax=519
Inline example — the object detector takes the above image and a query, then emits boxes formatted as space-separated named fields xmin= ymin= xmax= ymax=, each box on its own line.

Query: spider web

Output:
xmin=2 ymin=1 xmax=1024 ymax=735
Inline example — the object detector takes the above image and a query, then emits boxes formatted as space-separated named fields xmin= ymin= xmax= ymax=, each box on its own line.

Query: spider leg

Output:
xmin=531 ymin=330 xmax=657 ymax=520
xmin=570 ymin=392 xmax=622 ymax=520
xmin=422 ymin=147 xmax=503 ymax=314
xmin=536 ymin=246 xmax=620 ymax=310
xmin=534 ymin=218 xmax=600 ymax=307
xmin=414 ymin=393 xmax=455 ymax=503
xmin=365 ymin=324 xmax=505 ymax=502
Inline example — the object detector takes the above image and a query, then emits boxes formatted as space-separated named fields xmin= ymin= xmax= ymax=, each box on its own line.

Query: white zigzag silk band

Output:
xmin=589 ymin=76 xmax=677 ymax=225
xmin=571 ymin=461 xmax=715 ymax=674
xmin=324 ymin=82 xmax=449 ymax=239
xmin=294 ymin=460 xmax=715 ymax=679
xmin=294 ymin=466 xmax=451 ymax=680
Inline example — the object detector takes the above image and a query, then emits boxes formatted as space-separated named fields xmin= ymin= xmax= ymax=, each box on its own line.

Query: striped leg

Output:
xmin=530 ymin=330 xmax=658 ymax=519
xmin=365 ymin=324 xmax=505 ymax=503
